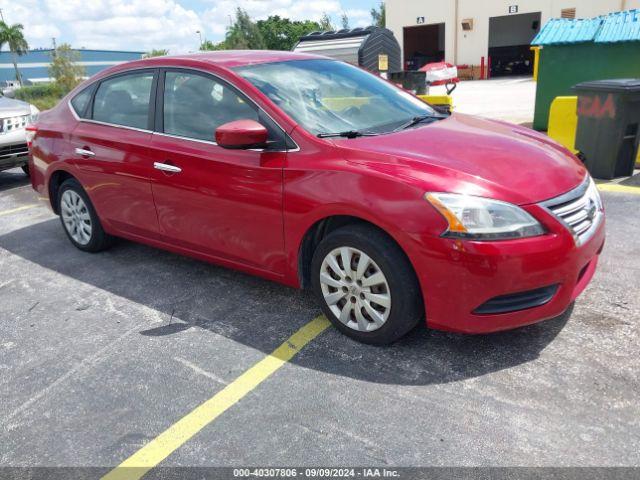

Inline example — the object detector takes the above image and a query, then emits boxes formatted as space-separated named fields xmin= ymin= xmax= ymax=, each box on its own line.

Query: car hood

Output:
xmin=0 ymin=96 xmax=32 ymax=116
xmin=337 ymin=113 xmax=586 ymax=205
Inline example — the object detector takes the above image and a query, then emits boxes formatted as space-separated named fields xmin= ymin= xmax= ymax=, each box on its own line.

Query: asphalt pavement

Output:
xmin=1 ymin=167 xmax=639 ymax=475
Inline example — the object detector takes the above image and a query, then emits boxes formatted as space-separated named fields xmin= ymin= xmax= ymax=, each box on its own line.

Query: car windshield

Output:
xmin=234 ymin=59 xmax=438 ymax=136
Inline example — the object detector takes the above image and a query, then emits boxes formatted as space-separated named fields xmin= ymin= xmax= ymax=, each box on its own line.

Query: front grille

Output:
xmin=541 ymin=176 xmax=603 ymax=244
xmin=0 ymin=142 xmax=29 ymax=158
xmin=549 ymin=194 xmax=594 ymax=236
xmin=0 ymin=114 xmax=29 ymax=134
xmin=473 ymin=284 xmax=559 ymax=315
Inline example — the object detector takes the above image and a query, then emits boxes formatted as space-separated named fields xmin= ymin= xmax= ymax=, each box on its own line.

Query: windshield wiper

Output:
xmin=317 ymin=130 xmax=379 ymax=139
xmin=394 ymin=114 xmax=445 ymax=132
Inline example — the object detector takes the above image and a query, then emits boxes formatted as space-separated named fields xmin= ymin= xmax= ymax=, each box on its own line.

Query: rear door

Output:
xmin=70 ymin=69 xmax=160 ymax=237
xmin=148 ymin=68 xmax=288 ymax=274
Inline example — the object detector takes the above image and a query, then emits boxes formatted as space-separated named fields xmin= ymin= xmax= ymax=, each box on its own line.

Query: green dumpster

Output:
xmin=573 ymin=79 xmax=640 ymax=179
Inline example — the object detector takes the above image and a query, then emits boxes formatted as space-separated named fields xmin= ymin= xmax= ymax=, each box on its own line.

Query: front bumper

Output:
xmin=0 ymin=129 xmax=29 ymax=171
xmin=409 ymin=204 xmax=605 ymax=334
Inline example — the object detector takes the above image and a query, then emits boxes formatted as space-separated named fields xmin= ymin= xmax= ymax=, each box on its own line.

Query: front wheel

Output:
xmin=311 ymin=224 xmax=424 ymax=345
xmin=21 ymin=164 xmax=29 ymax=176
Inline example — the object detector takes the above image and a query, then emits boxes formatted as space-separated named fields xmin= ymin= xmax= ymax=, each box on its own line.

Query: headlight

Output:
xmin=28 ymin=104 xmax=39 ymax=124
xmin=425 ymin=193 xmax=545 ymax=240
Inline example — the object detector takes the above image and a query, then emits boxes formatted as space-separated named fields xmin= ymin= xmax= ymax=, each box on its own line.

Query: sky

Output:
xmin=1 ymin=0 xmax=379 ymax=53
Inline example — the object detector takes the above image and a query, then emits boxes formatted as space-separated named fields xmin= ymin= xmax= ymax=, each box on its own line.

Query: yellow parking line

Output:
xmin=0 ymin=204 xmax=38 ymax=217
xmin=101 ymin=315 xmax=331 ymax=480
xmin=597 ymin=183 xmax=640 ymax=195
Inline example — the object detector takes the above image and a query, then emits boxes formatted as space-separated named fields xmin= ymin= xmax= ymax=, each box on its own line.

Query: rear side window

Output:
xmin=163 ymin=71 xmax=258 ymax=141
xmin=93 ymin=72 xmax=154 ymax=129
xmin=70 ymin=86 xmax=93 ymax=118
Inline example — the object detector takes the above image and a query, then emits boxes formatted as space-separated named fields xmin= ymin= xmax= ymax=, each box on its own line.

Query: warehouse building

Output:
xmin=0 ymin=49 xmax=144 ymax=85
xmin=386 ymin=0 xmax=640 ymax=76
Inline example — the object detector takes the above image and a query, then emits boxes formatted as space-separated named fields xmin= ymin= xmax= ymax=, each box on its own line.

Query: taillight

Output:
xmin=25 ymin=124 xmax=37 ymax=148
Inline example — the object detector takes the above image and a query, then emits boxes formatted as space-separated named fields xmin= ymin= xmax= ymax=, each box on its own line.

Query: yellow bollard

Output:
xmin=530 ymin=46 xmax=540 ymax=82
xmin=548 ymin=96 xmax=579 ymax=154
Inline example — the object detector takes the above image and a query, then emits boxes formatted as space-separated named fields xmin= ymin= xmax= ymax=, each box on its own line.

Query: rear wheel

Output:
xmin=58 ymin=178 xmax=112 ymax=252
xmin=311 ymin=224 xmax=423 ymax=345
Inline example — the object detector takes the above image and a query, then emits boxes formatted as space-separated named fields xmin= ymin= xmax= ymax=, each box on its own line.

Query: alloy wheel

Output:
xmin=61 ymin=190 xmax=93 ymax=246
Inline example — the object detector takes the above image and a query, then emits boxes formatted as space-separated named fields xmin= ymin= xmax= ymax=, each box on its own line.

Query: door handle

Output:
xmin=74 ymin=147 xmax=95 ymax=157
xmin=154 ymin=162 xmax=182 ymax=173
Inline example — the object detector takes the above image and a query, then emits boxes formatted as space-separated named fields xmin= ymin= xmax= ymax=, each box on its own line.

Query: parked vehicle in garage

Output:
xmin=1 ymin=91 xmax=38 ymax=175
xmin=27 ymin=51 xmax=605 ymax=344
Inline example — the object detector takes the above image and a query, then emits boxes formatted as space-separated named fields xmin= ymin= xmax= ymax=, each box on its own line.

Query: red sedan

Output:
xmin=27 ymin=51 xmax=605 ymax=344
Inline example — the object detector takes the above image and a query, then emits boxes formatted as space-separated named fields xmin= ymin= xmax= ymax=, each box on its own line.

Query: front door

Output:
xmin=149 ymin=69 xmax=287 ymax=274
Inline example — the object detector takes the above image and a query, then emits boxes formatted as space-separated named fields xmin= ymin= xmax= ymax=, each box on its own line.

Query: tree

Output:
xmin=341 ymin=12 xmax=350 ymax=30
xmin=144 ymin=49 xmax=169 ymax=58
xmin=371 ymin=3 xmax=386 ymax=28
xmin=224 ymin=8 xmax=265 ymax=49
xmin=200 ymin=39 xmax=227 ymax=51
xmin=256 ymin=16 xmax=321 ymax=51
xmin=370 ymin=2 xmax=386 ymax=28
xmin=0 ymin=22 xmax=29 ymax=86
xmin=319 ymin=13 xmax=334 ymax=32
xmin=48 ymin=43 xmax=86 ymax=93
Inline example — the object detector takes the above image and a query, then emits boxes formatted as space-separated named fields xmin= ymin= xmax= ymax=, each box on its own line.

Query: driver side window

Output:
xmin=163 ymin=71 xmax=258 ymax=142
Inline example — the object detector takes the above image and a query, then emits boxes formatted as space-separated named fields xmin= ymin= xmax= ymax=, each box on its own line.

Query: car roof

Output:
xmin=127 ymin=50 xmax=328 ymax=70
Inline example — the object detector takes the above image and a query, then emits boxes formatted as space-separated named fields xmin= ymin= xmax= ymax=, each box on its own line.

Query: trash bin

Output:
xmin=573 ymin=79 xmax=640 ymax=179
xmin=388 ymin=71 xmax=427 ymax=95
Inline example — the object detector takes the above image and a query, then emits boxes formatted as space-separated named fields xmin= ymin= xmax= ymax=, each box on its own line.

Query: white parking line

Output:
xmin=173 ymin=357 xmax=228 ymax=386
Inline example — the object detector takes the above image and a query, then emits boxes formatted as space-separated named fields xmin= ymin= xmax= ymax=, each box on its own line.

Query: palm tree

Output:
xmin=0 ymin=22 xmax=29 ymax=86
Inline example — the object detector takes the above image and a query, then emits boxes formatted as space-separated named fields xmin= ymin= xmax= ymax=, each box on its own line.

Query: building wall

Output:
xmin=0 ymin=49 xmax=144 ymax=84
xmin=387 ymin=0 xmax=640 ymax=67
xmin=387 ymin=1 xmax=456 ymax=65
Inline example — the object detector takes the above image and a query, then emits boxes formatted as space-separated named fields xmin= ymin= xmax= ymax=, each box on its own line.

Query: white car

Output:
xmin=0 ymin=91 xmax=39 ymax=176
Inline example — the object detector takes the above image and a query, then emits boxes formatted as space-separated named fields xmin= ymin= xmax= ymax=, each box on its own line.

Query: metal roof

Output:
xmin=596 ymin=9 xmax=640 ymax=43
xmin=532 ymin=18 xmax=603 ymax=45
xmin=532 ymin=9 xmax=640 ymax=45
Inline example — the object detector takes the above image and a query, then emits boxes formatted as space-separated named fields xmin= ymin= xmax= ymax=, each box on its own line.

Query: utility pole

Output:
xmin=0 ymin=8 xmax=5 ymax=22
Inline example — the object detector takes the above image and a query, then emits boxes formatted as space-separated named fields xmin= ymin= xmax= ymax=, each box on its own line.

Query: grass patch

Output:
xmin=14 ymin=83 xmax=66 ymax=111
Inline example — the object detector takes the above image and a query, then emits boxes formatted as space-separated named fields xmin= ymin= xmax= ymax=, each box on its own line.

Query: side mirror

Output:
xmin=215 ymin=119 xmax=268 ymax=149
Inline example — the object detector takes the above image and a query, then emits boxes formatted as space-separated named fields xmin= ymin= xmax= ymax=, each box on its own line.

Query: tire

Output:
xmin=57 ymin=178 xmax=113 ymax=253
xmin=21 ymin=164 xmax=30 ymax=176
xmin=311 ymin=224 xmax=424 ymax=345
